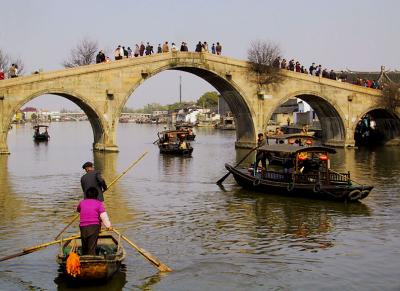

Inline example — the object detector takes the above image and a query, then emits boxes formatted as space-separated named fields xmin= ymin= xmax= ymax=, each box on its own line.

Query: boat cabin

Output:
xmin=33 ymin=125 xmax=50 ymax=141
xmin=267 ymin=133 xmax=316 ymax=146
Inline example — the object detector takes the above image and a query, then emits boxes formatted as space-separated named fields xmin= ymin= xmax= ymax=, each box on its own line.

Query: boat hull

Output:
xmin=34 ymin=134 xmax=50 ymax=141
xmin=159 ymin=146 xmax=193 ymax=156
xmin=57 ymin=233 xmax=125 ymax=281
xmin=225 ymin=164 xmax=373 ymax=202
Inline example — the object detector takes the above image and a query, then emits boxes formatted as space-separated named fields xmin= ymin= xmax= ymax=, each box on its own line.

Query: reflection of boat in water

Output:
xmin=156 ymin=130 xmax=193 ymax=156
xmin=57 ymin=232 xmax=125 ymax=281
xmin=225 ymin=144 xmax=373 ymax=201
xmin=215 ymin=112 xmax=235 ymax=130
xmin=33 ymin=125 xmax=50 ymax=141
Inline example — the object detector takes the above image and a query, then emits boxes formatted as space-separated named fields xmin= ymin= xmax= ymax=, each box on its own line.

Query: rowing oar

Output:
xmin=54 ymin=151 xmax=149 ymax=240
xmin=0 ymin=234 xmax=81 ymax=262
xmin=216 ymin=145 xmax=261 ymax=185
xmin=112 ymin=228 xmax=172 ymax=272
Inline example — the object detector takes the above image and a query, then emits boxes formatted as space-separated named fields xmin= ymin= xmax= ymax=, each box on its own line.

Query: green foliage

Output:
xmin=196 ymin=91 xmax=219 ymax=108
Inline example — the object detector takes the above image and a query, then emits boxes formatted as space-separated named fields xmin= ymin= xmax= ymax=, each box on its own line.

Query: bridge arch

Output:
xmin=354 ymin=107 xmax=400 ymax=145
xmin=120 ymin=64 xmax=256 ymax=144
xmin=275 ymin=90 xmax=346 ymax=144
xmin=7 ymin=89 xmax=106 ymax=149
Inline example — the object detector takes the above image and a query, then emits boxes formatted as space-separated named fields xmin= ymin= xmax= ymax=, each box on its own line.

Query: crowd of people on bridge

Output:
xmin=272 ymin=57 xmax=382 ymax=89
xmin=0 ymin=64 xmax=19 ymax=80
xmin=95 ymin=41 xmax=223 ymax=64
xmin=0 ymin=43 xmax=384 ymax=90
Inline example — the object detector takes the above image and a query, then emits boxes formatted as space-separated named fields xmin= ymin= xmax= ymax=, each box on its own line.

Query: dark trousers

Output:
xmin=80 ymin=224 xmax=100 ymax=255
xmin=256 ymin=152 xmax=267 ymax=169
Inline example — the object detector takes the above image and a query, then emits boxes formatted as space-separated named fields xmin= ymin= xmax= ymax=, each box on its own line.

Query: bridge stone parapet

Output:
xmin=0 ymin=52 xmax=396 ymax=154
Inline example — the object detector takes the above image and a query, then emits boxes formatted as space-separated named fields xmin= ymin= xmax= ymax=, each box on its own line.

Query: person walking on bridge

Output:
xmin=216 ymin=42 xmax=222 ymax=55
xmin=81 ymin=162 xmax=108 ymax=201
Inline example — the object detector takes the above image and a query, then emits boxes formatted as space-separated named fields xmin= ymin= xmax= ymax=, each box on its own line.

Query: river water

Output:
xmin=0 ymin=122 xmax=399 ymax=290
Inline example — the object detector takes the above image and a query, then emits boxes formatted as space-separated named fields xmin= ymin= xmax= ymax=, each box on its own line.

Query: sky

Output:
xmin=1 ymin=0 xmax=399 ymax=110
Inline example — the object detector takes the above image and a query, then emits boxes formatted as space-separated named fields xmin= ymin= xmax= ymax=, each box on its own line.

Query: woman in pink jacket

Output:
xmin=77 ymin=187 xmax=112 ymax=255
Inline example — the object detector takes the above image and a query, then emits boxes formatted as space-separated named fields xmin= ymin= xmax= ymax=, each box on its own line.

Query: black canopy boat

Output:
xmin=225 ymin=144 xmax=373 ymax=201
xmin=156 ymin=130 xmax=193 ymax=156
xmin=33 ymin=125 xmax=50 ymax=141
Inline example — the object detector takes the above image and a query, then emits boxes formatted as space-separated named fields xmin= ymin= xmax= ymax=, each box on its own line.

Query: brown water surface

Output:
xmin=0 ymin=122 xmax=399 ymax=290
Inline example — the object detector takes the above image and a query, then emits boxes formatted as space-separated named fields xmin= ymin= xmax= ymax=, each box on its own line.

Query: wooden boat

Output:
xmin=33 ymin=125 xmax=50 ymax=141
xmin=157 ymin=130 xmax=193 ymax=156
xmin=57 ymin=232 xmax=126 ymax=280
xmin=215 ymin=112 xmax=235 ymax=130
xmin=225 ymin=144 xmax=373 ymax=202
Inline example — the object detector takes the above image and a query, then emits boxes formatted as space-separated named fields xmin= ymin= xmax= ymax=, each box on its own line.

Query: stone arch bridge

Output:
xmin=0 ymin=52 xmax=398 ymax=154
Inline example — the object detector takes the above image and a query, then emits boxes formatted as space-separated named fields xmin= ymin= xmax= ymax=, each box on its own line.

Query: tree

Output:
xmin=247 ymin=40 xmax=283 ymax=88
xmin=197 ymin=91 xmax=219 ymax=108
xmin=382 ymin=82 xmax=400 ymax=113
xmin=63 ymin=38 xmax=98 ymax=68
xmin=0 ymin=48 xmax=24 ymax=76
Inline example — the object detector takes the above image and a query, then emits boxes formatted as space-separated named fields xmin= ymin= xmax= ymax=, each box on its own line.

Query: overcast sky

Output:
xmin=1 ymin=0 xmax=399 ymax=110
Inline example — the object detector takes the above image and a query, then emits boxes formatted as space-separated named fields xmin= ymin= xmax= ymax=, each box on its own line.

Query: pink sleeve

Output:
xmin=98 ymin=201 xmax=106 ymax=214
xmin=77 ymin=201 xmax=81 ymax=213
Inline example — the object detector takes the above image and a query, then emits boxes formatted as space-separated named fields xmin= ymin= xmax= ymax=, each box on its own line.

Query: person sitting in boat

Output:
xmin=178 ymin=138 xmax=188 ymax=150
xmin=255 ymin=133 xmax=267 ymax=170
xmin=77 ymin=187 xmax=112 ymax=255
xmin=283 ymin=155 xmax=295 ymax=174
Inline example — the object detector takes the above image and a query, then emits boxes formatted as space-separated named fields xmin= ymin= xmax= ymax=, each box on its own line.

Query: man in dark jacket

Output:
xmin=81 ymin=162 xmax=107 ymax=201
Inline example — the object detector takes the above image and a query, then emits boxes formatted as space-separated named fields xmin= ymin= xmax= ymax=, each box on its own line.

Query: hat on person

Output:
xmin=82 ymin=161 xmax=93 ymax=169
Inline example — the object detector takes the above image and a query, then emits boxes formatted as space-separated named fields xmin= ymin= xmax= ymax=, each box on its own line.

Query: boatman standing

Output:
xmin=81 ymin=162 xmax=108 ymax=201
xmin=255 ymin=133 xmax=267 ymax=170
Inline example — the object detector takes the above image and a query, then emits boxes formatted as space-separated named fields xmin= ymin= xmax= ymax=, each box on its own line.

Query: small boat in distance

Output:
xmin=33 ymin=125 xmax=50 ymax=141
xmin=156 ymin=130 xmax=193 ymax=156
xmin=225 ymin=144 xmax=373 ymax=202
xmin=57 ymin=232 xmax=125 ymax=281
xmin=215 ymin=112 xmax=235 ymax=130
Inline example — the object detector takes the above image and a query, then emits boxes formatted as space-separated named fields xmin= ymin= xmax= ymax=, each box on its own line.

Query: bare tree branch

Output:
xmin=0 ymin=49 xmax=10 ymax=72
xmin=247 ymin=40 xmax=283 ymax=87
xmin=63 ymin=38 xmax=98 ymax=68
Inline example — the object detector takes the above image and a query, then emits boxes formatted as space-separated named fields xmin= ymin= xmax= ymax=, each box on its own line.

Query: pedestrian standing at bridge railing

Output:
xmin=216 ymin=42 xmax=222 ymax=55
xmin=211 ymin=43 xmax=216 ymax=54
xmin=9 ymin=64 xmax=18 ymax=78
xmin=162 ymin=41 xmax=169 ymax=53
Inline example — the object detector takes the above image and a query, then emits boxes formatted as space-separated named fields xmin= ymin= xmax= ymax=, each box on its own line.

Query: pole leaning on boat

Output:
xmin=54 ymin=151 xmax=149 ymax=240
xmin=216 ymin=145 xmax=260 ymax=185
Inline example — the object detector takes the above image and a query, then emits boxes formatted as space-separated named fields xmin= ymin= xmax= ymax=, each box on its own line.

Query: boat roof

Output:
xmin=159 ymin=129 xmax=189 ymax=135
xmin=259 ymin=144 xmax=336 ymax=154
xmin=33 ymin=125 xmax=49 ymax=128
xmin=267 ymin=133 xmax=315 ymax=140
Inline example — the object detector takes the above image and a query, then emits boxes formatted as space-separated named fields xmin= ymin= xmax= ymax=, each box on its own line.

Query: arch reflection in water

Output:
xmin=0 ymin=155 xmax=27 ymax=230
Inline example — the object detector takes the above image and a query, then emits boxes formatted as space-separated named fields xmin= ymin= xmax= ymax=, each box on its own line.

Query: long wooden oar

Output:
xmin=0 ymin=234 xmax=81 ymax=262
xmin=216 ymin=145 xmax=260 ymax=185
xmin=112 ymin=228 xmax=172 ymax=272
xmin=54 ymin=151 xmax=149 ymax=240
